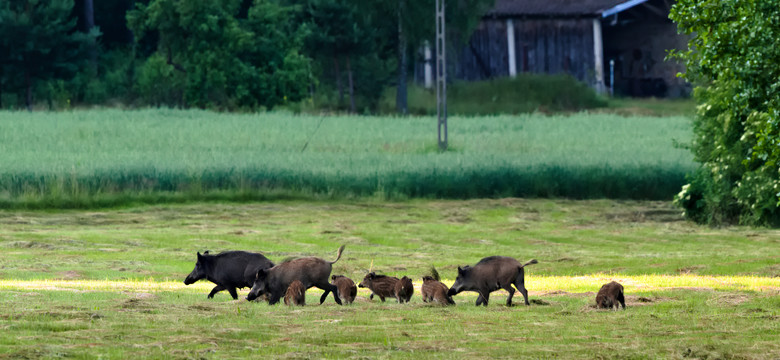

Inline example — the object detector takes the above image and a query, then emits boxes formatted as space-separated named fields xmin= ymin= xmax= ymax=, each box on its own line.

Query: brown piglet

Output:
xmin=284 ymin=280 xmax=306 ymax=306
xmin=328 ymin=275 xmax=357 ymax=305
xmin=595 ymin=281 xmax=625 ymax=310
xmin=358 ymin=272 xmax=399 ymax=302
xmin=421 ymin=276 xmax=455 ymax=305
xmin=394 ymin=276 xmax=414 ymax=303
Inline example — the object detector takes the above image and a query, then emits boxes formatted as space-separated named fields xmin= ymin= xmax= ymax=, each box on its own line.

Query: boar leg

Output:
xmin=208 ymin=285 xmax=226 ymax=299
xmin=476 ymin=292 xmax=490 ymax=306
xmin=319 ymin=291 xmax=330 ymax=304
xmin=267 ymin=293 xmax=282 ymax=305
xmin=514 ymin=277 xmax=530 ymax=306
xmin=618 ymin=292 xmax=626 ymax=310
xmin=315 ymin=283 xmax=342 ymax=305
xmin=227 ymin=287 xmax=239 ymax=300
xmin=503 ymin=285 xmax=516 ymax=306
xmin=378 ymin=295 xmax=386 ymax=302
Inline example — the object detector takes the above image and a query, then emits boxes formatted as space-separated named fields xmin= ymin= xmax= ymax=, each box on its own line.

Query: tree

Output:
xmin=670 ymin=0 xmax=780 ymax=225
xmin=0 ymin=0 xmax=97 ymax=111
xmin=349 ymin=0 xmax=495 ymax=114
xmin=305 ymin=0 xmax=370 ymax=112
xmin=127 ymin=0 xmax=310 ymax=110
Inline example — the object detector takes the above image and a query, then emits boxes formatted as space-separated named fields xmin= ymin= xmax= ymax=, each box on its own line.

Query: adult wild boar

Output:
xmin=284 ymin=280 xmax=306 ymax=306
xmin=595 ymin=281 xmax=625 ymax=310
xmin=246 ymin=245 xmax=345 ymax=305
xmin=184 ymin=250 xmax=274 ymax=300
xmin=325 ymin=275 xmax=357 ymax=305
xmin=358 ymin=272 xmax=399 ymax=302
xmin=394 ymin=276 xmax=414 ymax=303
xmin=421 ymin=276 xmax=455 ymax=305
xmin=448 ymin=256 xmax=538 ymax=306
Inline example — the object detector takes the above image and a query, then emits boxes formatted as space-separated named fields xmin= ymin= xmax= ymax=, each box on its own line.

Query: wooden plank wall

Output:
xmin=452 ymin=18 xmax=596 ymax=85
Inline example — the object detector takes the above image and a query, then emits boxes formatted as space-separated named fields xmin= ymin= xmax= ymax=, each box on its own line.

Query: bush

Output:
xmin=135 ymin=54 xmax=185 ymax=107
xmin=670 ymin=0 xmax=780 ymax=226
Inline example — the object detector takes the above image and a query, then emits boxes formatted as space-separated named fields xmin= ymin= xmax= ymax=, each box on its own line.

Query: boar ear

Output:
xmin=203 ymin=250 xmax=209 ymax=255
xmin=256 ymin=268 xmax=268 ymax=279
xmin=197 ymin=252 xmax=203 ymax=260
xmin=457 ymin=266 xmax=464 ymax=275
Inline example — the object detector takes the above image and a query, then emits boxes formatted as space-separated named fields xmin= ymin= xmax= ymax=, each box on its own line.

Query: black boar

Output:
xmin=394 ymin=276 xmax=414 ymax=303
xmin=184 ymin=250 xmax=274 ymax=300
xmin=595 ymin=281 xmax=625 ymax=310
xmin=448 ymin=256 xmax=538 ymax=306
xmin=358 ymin=272 xmax=399 ymax=302
xmin=421 ymin=276 xmax=455 ymax=305
xmin=246 ymin=245 xmax=345 ymax=305
xmin=326 ymin=275 xmax=357 ymax=305
xmin=284 ymin=280 xmax=306 ymax=306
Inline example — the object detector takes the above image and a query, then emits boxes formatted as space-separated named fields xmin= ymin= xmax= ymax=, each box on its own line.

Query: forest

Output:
xmin=0 ymin=0 xmax=497 ymax=113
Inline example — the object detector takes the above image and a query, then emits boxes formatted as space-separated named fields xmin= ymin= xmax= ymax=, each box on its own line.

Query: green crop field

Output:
xmin=0 ymin=199 xmax=778 ymax=359
xmin=0 ymin=109 xmax=694 ymax=208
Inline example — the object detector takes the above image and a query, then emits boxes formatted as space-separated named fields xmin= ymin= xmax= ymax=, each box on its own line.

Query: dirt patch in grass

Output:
xmin=4 ymin=241 xmax=58 ymax=249
xmin=708 ymin=293 xmax=750 ymax=306
xmin=604 ymin=202 xmax=685 ymax=223
xmin=56 ymin=271 xmax=81 ymax=280
xmin=677 ymin=265 xmax=707 ymax=274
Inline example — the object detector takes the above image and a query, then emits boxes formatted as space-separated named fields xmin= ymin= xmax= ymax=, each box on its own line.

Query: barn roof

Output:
xmin=487 ymin=0 xmax=650 ymax=18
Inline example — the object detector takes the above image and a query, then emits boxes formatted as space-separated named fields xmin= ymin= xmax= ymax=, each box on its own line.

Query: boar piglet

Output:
xmin=596 ymin=281 xmax=625 ymax=310
xmin=284 ymin=280 xmax=306 ymax=306
xmin=421 ymin=276 xmax=455 ymax=305
xmin=394 ymin=276 xmax=414 ymax=303
xmin=246 ymin=245 xmax=345 ymax=305
xmin=184 ymin=250 xmax=274 ymax=300
xmin=358 ymin=272 xmax=398 ymax=302
xmin=325 ymin=275 xmax=357 ymax=305
xmin=448 ymin=256 xmax=538 ymax=306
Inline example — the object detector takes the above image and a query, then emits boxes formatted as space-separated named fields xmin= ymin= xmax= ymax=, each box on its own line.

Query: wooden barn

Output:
xmin=419 ymin=0 xmax=689 ymax=97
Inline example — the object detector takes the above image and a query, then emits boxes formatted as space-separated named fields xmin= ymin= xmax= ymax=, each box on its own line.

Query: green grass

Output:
xmin=378 ymin=75 xmax=607 ymax=116
xmin=0 ymin=199 xmax=778 ymax=359
xmin=0 ymin=109 xmax=694 ymax=208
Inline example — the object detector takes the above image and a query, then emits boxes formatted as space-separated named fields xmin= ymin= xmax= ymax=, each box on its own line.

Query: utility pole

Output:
xmin=435 ymin=0 xmax=447 ymax=151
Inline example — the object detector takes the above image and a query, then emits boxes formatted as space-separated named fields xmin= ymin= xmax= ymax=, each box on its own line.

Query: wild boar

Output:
xmin=246 ymin=245 xmax=345 ymax=305
xmin=326 ymin=275 xmax=357 ymax=305
xmin=358 ymin=272 xmax=399 ymax=302
xmin=595 ymin=281 xmax=625 ymax=310
xmin=394 ymin=276 xmax=414 ymax=303
xmin=184 ymin=250 xmax=274 ymax=300
xmin=421 ymin=276 xmax=455 ymax=305
xmin=284 ymin=280 xmax=306 ymax=306
xmin=448 ymin=256 xmax=538 ymax=306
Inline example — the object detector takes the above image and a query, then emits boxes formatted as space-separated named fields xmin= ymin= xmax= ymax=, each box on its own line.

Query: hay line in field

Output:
xmin=2 ymin=274 xmax=776 ymax=294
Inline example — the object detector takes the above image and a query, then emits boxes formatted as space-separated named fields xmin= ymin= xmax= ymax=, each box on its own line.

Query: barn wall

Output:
xmin=602 ymin=20 xmax=690 ymax=97
xmin=452 ymin=18 xmax=597 ymax=84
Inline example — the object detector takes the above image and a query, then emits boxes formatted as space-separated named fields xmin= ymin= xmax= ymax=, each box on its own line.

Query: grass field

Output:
xmin=1 ymin=199 xmax=778 ymax=359
xmin=0 ymin=109 xmax=694 ymax=208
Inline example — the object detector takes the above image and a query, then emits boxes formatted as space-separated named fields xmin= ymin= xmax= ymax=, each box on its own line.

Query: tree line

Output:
xmin=0 ymin=0 xmax=494 ymax=112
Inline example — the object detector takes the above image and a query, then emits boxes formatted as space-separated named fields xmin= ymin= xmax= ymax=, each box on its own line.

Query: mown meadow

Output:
xmin=0 ymin=200 xmax=778 ymax=359
xmin=0 ymin=109 xmax=694 ymax=208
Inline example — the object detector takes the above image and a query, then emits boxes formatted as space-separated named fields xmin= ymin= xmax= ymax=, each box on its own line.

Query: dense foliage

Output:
xmin=670 ymin=0 xmax=780 ymax=225
xmin=0 ymin=0 xmax=97 ymax=110
xmin=126 ymin=0 xmax=310 ymax=109
xmin=0 ymin=0 xmax=499 ymax=112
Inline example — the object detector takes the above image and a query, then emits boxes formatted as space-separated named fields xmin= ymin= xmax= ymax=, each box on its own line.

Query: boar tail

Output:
xmin=430 ymin=266 xmax=441 ymax=282
xmin=521 ymin=259 xmax=538 ymax=268
xmin=330 ymin=245 xmax=346 ymax=264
